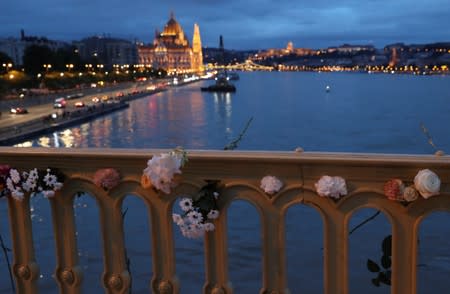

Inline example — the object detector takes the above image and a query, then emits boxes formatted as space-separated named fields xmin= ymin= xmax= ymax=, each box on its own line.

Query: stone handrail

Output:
xmin=1 ymin=147 xmax=450 ymax=293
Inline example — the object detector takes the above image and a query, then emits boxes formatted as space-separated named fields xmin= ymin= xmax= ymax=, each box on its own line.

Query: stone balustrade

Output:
xmin=1 ymin=147 xmax=450 ymax=293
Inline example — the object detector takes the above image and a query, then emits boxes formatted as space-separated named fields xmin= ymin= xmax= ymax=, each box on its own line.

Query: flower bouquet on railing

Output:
xmin=0 ymin=165 xmax=64 ymax=200
xmin=0 ymin=165 xmax=11 ymax=198
xmin=172 ymin=181 xmax=221 ymax=239
xmin=39 ymin=168 xmax=65 ymax=198
xmin=315 ymin=175 xmax=348 ymax=200
xmin=383 ymin=169 xmax=440 ymax=203
xmin=93 ymin=168 xmax=121 ymax=191
xmin=367 ymin=168 xmax=441 ymax=287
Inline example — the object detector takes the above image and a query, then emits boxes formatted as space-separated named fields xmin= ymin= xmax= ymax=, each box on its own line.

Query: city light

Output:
xmin=2 ymin=63 xmax=13 ymax=70
xmin=43 ymin=64 xmax=52 ymax=72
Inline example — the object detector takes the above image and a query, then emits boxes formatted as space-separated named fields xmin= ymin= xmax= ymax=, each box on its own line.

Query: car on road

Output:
xmin=10 ymin=107 xmax=28 ymax=114
xmin=66 ymin=93 xmax=84 ymax=100
xmin=91 ymin=97 xmax=100 ymax=103
xmin=54 ymin=97 xmax=66 ymax=109
xmin=74 ymin=101 xmax=85 ymax=107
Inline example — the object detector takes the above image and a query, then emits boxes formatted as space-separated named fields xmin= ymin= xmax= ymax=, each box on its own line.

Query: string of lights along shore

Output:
xmin=0 ymin=11 xmax=449 ymax=75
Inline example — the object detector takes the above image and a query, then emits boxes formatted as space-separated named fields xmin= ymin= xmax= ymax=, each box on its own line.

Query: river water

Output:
xmin=1 ymin=72 xmax=450 ymax=293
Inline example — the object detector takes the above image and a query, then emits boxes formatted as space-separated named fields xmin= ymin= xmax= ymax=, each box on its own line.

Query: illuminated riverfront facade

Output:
xmin=138 ymin=13 xmax=204 ymax=74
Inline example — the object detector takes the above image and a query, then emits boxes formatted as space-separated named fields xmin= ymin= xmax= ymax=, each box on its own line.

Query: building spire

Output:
xmin=191 ymin=23 xmax=204 ymax=73
xmin=219 ymin=35 xmax=224 ymax=51
xmin=170 ymin=11 xmax=175 ymax=19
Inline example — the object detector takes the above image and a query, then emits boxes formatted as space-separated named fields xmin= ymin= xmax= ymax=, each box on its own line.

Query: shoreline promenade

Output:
xmin=0 ymin=80 xmax=166 ymax=145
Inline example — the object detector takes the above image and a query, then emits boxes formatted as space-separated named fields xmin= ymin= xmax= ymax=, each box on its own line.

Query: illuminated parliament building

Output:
xmin=138 ymin=13 xmax=204 ymax=74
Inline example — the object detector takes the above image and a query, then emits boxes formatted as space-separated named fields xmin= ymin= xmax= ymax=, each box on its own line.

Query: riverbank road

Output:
xmin=0 ymin=79 xmax=168 ymax=129
xmin=0 ymin=78 xmax=178 ymax=145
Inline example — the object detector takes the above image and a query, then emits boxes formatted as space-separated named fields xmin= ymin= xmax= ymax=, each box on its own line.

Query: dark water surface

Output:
xmin=1 ymin=72 xmax=450 ymax=293
xmin=15 ymin=71 xmax=450 ymax=153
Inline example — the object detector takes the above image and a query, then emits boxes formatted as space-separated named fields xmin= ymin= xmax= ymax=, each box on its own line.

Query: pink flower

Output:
xmin=93 ymin=168 xmax=121 ymax=190
xmin=383 ymin=179 xmax=405 ymax=201
xmin=0 ymin=165 xmax=11 ymax=178
xmin=0 ymin=164 xmax=11 ymax=188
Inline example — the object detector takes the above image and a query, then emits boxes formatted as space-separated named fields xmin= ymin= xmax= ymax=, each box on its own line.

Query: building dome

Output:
xmin=161 ymin=13 xmax=184 ymax=36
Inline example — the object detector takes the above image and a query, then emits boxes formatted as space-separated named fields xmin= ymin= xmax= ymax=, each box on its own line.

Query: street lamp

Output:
xmin=65 ymin=64 xmax=74 ymax=72
xmin=43 ymin=64 xmax=52 ymax=73
xmin=2 ymin=63 xmax=12 ymax=74
xmin=85 ymin=64 xmax=93 ymax=72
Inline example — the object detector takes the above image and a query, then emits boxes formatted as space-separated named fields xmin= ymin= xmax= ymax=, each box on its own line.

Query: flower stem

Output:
xmin=0 ymin=232 xmax=15 ymax=293
xmin=349 ymin=210 xmax=381 ymax=235
xmin=420 ymin=122 xmax=438 ymax=151
xmin=224 ymin=117 xmax=253 ymax=150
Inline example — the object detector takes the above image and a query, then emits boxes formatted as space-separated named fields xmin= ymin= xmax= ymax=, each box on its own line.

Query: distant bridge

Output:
xmin=206 ymin=59 xmax=274 ymax=71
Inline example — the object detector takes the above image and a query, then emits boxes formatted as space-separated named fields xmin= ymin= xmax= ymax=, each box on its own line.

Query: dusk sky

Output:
xmin=1 ymin=0 xmax=449 ymax=50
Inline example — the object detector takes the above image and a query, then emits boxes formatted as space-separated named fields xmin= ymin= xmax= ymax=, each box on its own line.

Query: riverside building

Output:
xmin=137 ymin=12 xmax=204 ymax=74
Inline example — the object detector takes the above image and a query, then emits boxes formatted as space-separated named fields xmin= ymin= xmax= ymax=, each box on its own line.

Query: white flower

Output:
xmin=179 ymin=198 xmax=193 ymax=212
xmin=188 ymin=210 xmax=203 ymax=224
xmin=42 ymin=169 xmax=63 ymax=193
xmin=414 ymin=169 xmax=440 ymax=199
xmin=190 ymin=223 xmax=205 ymax=238
xmin=42 ymin=190 xmax=55 ymax=198
xmin=213 ymin=192 xmax=219 ymax=199
xmin=260 ymin=175 xmax=283 ymax=195
xmin=44 ymin=173 xmax=58 ymax=186
xmin=315 ymin=175 xmax=347 ymax=199
xmin=22 ymin=168 xmax=39 ymax=192
xmin=172 ymin=213 xmax=184 ymax=225
xmin=143 ymin=152 xmax=183 ymax=194
xmin=54 ymin=182 xmax=63 ymax=190
xmin=204 ymin=222 xmax=215 ymax=232
xmin=181 ymin=223 xmax=205 ymax=239
xmin=6 ymin=177 xmax=15 ymax=192
xmin=6 ymin=177 xmax=23 ymax=201
xmin=9 ymin=169 xmax=21 ymax=184
xmin=11 ymin=189 xmax=24 ymax=201
xmin=207 ymin=210 xmax=220 ymax=220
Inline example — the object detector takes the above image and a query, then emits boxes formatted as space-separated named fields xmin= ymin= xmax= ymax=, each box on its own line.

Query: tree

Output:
xmin=53 ymin=46 xmax=82 ymax=72
xmin=22 ymin=45 xmax=55 ymax=74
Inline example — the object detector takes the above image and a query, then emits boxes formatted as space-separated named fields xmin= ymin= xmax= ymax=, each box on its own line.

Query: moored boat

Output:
xmin=201 ymin=75 xmax=236 ymax=92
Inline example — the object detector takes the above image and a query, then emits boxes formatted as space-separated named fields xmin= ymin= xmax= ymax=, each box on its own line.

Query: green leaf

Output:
xmin=367 ymin=259 xmax=380 ymax=272
xmin=386 ymin=270 xmax=391 ymax=280
xmin=382 ymin=235 xmax=392 ymax=256
xmin=378 ymin=271 xmax=391 ymax=285
xmin=381 ymin=255 xmax=391 ymax=269
xmin=371 ymin=278 xmax=380 ymax=287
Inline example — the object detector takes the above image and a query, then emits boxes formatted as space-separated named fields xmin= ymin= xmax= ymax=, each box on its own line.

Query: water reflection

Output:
xmin=53 ymin=132 xmax=60 ymax=148
xmin=38 ymin=136 xmax=51 ymax=147
xmin=13 ymin=72 xmax=450 ymax=153
xmin=213 ymin=92 xmax=233 ymax=142
xmin=15 ymin=141 xmax=33 ymax=147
